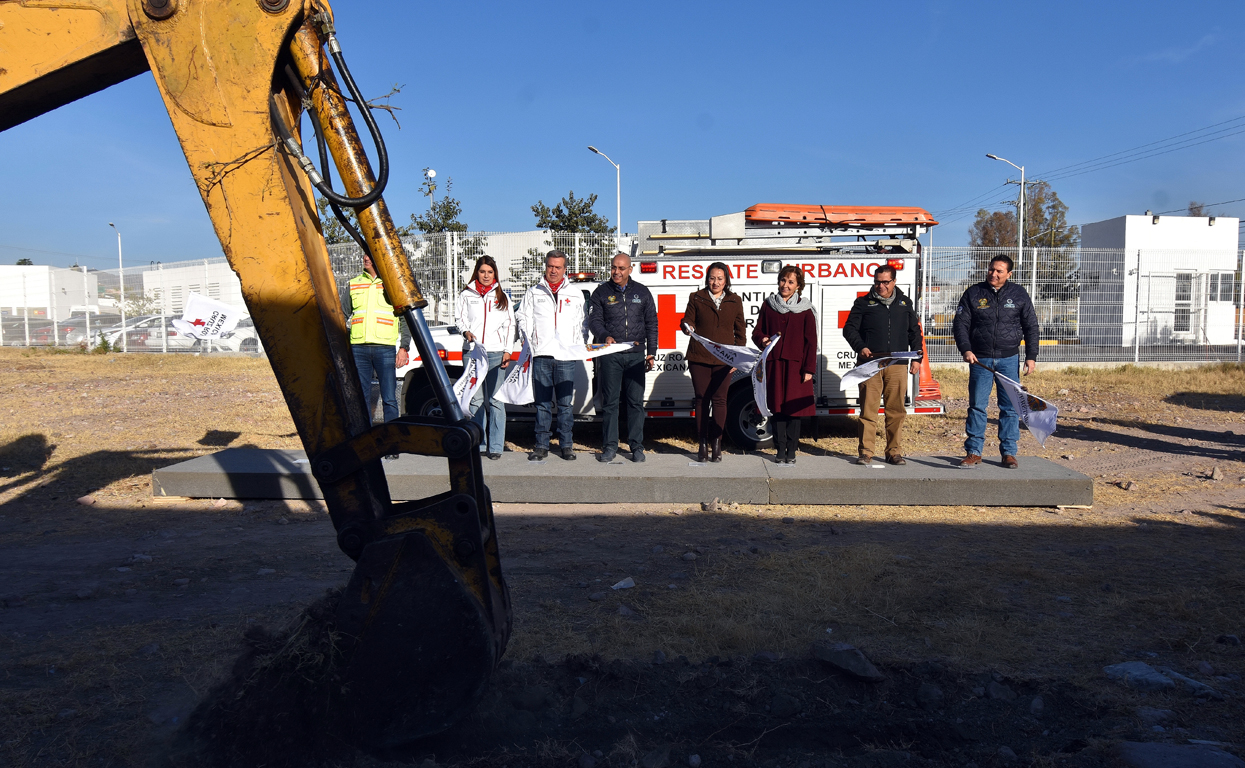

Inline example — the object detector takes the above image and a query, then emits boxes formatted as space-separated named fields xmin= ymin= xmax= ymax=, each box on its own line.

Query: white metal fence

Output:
xmin=920 ymin=247 xmax=1245 ymax=363
xmin=5 ymin=239 xmax=1243 ymax=364
xmin=328 ymin=230 xmax=632 ymax=325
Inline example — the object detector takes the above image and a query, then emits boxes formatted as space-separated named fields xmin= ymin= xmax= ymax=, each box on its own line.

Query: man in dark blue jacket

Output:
xmin=952 ymin=254 xmax=1040 ymax=468
xmin=588 ymin=253 xmax=658 ymax=463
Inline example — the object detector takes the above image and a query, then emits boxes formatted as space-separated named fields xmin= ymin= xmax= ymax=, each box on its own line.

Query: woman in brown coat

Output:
xmin=680 ymin=262 xmax=746 ymax=462
xmin=752 ymin=265 xmax=817 ymax=465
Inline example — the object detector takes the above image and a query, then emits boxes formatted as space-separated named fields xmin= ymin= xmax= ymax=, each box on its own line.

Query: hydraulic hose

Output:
xmin=281 ymin=65 xmax=373 ymax=259
xmin=270 ymin=17 xmax=388 ymax=210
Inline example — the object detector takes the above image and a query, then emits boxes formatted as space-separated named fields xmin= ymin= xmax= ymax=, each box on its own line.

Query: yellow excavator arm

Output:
xmin=0 ymin=0 xmax=509 ymax=748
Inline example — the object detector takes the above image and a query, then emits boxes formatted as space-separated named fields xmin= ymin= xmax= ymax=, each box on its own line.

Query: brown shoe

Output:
xmin=1002 ymin=455 xmax=1018 ymax=468
xmin=959 ymin=454 xmax=982 ymax=467
xmin=856 ymin=455 xmax=874 ymax=465
xmin=887 ymin=455 xmax=906 ymax=465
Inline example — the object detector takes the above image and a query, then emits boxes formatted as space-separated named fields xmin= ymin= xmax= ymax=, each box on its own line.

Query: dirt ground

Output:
xmin=1 ymin=348 xmax=1243 ymax=768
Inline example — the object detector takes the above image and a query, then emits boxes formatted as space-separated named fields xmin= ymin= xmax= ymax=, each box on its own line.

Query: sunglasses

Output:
xmin=873 ymin=279 xmax=894 ymax=285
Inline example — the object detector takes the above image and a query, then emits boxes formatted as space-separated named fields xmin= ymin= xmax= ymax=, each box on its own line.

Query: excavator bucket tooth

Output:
xmin=336 ymin=529 xmax=499 ymax=748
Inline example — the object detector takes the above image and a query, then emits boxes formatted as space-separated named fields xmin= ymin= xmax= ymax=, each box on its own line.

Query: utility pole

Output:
xmin=986 ymin=154 xmax=1035 ymax=293
xmin=109 ymin=222 xmax=126 ymax=352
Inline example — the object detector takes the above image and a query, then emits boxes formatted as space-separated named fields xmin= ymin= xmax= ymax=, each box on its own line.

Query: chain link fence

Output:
xmin=0 ymin=233 xmax=632 ymax=351
xmin=6 ymin=239 xmax=1242 ymax=365
xmin=919 ymin=246 xmax=1245 ymax=363
xmin=329 ymin=231 xmax=633 ymax=324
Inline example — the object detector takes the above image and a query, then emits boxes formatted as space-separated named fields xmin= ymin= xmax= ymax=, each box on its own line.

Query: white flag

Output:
xmin=557 ymin=341 xmax=637 ymax=361
xmin=994 ymin=371 xmax=1059 ymax=446
xmin=750 ymin=334 xmax=782 ymax=419
xmin=839 ymin=351 xmax=921 ymax=388
xmin=495 ymin=336 xmax=534 ymax=406
xmin=683 ymin=323 xmax=760 ymax=373
xmin=453 ymin=342 xmax=490 ymax=413
xmin=171 ymin=292 xmax=244 ymax=339
xmin=840 ymin=357 xmax=892 ymax=388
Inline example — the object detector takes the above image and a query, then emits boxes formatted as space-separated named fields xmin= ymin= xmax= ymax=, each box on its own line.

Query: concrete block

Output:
xmin=766 ymin=454 xmax=1092 ymax=507
xmin=152 ymin=448 xmax=1092 ymax=507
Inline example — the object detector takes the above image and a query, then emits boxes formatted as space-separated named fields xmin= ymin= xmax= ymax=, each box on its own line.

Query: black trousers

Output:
xmin=771 ymin=414 xmax=802 ymax=461
xmin=689 ymin=362 xmax=731 ymax=442
xmin=598 ymin=350 xmax=646 ymax=452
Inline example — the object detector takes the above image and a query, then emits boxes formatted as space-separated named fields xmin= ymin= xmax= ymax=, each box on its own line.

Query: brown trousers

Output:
xmin=857 ymin=363 xmax=908 ymax=459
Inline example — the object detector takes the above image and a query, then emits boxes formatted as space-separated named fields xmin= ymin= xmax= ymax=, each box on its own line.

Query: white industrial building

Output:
xmin=141 ymin=260 xmax=246 ymax=315
xmin=1080 ymin=213 xmax=1240 ymax=347
xmin=0 ymin=265 xmax=100 ymax=320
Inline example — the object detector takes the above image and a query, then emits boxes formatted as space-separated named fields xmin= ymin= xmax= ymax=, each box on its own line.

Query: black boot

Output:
xmin=710 ymin=437 xmax=722 ymax=462
xmin=697 ymin=442 xmax=708 ymax=463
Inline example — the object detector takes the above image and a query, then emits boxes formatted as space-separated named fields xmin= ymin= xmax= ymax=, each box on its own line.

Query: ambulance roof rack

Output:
xmin=745 ymin=204 xmax=938 ymax=228
xmin=637 ymin=203 xmax=937 ymax=256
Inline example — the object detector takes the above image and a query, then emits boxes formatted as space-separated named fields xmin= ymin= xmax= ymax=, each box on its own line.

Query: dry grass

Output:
xmin=497 ymin=499 xmax=1245 ymax=689
xmin=1 ymin=348 xmax=1243 ymax=764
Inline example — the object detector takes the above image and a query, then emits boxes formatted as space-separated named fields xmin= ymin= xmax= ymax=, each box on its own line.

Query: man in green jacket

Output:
xmin=342 ymin=252 xmax=410 ymax=424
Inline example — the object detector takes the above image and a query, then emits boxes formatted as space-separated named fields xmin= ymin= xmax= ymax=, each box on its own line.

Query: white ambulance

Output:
xmin=400 ymin=203 xmax=944 ymax=449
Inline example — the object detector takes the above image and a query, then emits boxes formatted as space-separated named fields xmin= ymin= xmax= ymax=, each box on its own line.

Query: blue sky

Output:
xmin=3 ymin=0 xmax=1244 ymax=268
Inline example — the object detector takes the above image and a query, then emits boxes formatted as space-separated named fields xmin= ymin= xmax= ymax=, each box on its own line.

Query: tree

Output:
xmin=390 ymin=170 xmax=482 ymax=321
xmin=966 ymin=181 xmax=1081 ymax=300
xmin=125 ymin=289 xmax=162 ymax=317
xmin=1188 ymin=201 xmax=1207 ymax=217
xmin=509 ymin=192 xmax=616 ymax=287
xmin=316 ymin=196 xmax=360 ymax=245
xmin=968 ymin=181 xmax=1078 ymax=249
xmin=967 ymin=211 xmax=1015 ymax=250
xmin=15 ymin=258 xmax=33 ymax=266
xmin=530 ymin=191 xmax=611 ymax=233
xmin=401 ymin=169 xmax=468 ymax=235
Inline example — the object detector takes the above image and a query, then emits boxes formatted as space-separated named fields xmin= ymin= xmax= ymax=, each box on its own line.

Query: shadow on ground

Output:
xmin=2 ymin=486 xmax=1243 ymax=768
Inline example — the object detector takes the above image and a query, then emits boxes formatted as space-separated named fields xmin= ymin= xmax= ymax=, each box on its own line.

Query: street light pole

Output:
xmin=108 ymin=222 xmax=126 ymax=352
xmin=588 ymin=146 xmax=622 ymax=241
xmin=985 ymin=154 xmax=1028 ymax=293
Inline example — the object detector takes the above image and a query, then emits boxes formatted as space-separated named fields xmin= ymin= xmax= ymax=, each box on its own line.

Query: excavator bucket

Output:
xmin=0 ymin=0 xmax=509 ymax=749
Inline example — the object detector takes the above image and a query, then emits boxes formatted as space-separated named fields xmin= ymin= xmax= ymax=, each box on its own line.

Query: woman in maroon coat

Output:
xmin=752 ymin=265 xmax=817 ymax=464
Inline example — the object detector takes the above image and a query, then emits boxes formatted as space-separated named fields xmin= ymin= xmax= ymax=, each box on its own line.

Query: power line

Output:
xmin=1034 ymin=114 xmax=1245 ymax=178
xmin=1035 ymin=123 xmax=1245 ymax=183
xmin=931 ymin=183 xmax=1011 ymax=218
xmin=1156 ymin=197 xmax=1245 ymax=214
xmin=0 ymin=243 xmax=111 ymax=262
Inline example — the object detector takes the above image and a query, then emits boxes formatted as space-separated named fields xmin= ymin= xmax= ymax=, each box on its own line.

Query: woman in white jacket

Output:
xmin=455 ymin=255 xmax=515 ymax=459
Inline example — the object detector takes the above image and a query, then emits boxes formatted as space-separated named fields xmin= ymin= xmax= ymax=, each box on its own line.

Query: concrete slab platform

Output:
xmin=152 ymin=448 xmax=1092 ymax=507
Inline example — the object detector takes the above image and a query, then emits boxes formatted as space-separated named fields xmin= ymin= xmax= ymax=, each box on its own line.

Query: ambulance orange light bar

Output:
xmin=887 ymin=258 xmax=905 ymax=270
xmin=745 ymin=204 xmax=939 ymax=227
xmin=639 ymin=262 xmax=657 ymax=274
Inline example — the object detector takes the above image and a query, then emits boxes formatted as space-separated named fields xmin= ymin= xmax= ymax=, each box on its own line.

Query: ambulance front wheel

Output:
xmin=726 ymin=386 xmax=773 ymax=450
xmin=403 ymin=384 xmax=444 ymax=418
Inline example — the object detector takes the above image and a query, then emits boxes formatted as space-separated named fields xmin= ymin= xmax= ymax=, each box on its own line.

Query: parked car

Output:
xmin=63 ymin=314 xmax=121 ymax=345
xmin=217 ymin=317 xmax=263 ymax=353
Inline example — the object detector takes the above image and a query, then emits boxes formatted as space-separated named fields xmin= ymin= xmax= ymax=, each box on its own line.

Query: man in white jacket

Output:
xmin=516 ymin=250 xmax=586 ymax=461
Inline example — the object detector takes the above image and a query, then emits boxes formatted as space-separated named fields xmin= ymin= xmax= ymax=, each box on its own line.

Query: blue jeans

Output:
xmin=965 ymin=354 xmax=1019 ymax=457
xmin=597 ymin=349 xmax=646 ymax=453
xmin=469 ymin=351 xmax=507 ymax=454
xmin=353 ymin=343 xmax=398 ymax=423
xmin=532 ymin=356 xmax=576 ymax=450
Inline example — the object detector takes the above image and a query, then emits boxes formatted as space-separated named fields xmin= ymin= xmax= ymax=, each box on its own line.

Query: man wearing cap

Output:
xmin=516 ymin=250 xmax=586 ymax=461
xmin=588 ymin=253 xmax=657 ymax=463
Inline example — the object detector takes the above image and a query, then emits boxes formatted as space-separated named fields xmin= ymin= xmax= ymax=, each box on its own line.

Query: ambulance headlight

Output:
xmin=761 ymin=260 xmax=782 ymax=274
